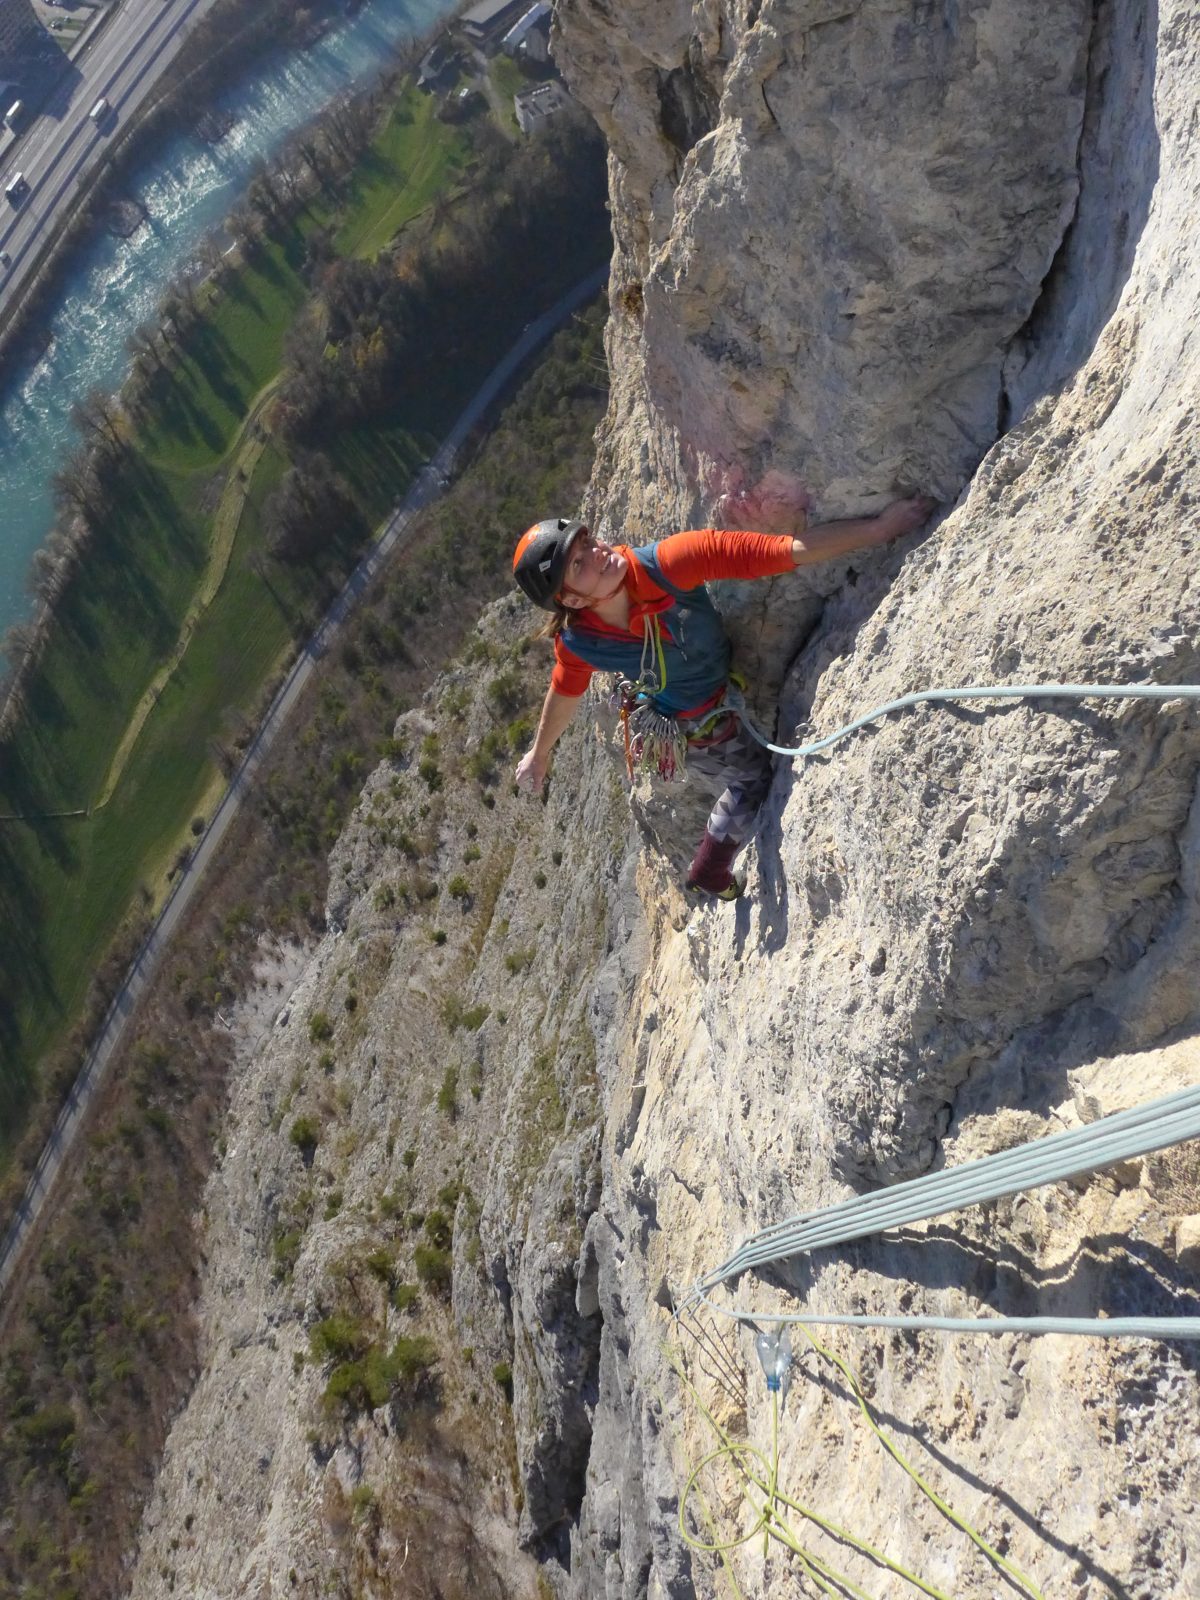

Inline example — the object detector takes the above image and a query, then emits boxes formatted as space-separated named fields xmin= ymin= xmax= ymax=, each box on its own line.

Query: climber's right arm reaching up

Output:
xmin=514 ymin=687 xmax=585 ymax=795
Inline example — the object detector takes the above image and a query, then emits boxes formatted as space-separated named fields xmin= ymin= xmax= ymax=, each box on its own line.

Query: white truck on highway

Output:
xmin=4 ymin=171 xmax=29 ymax=206
xmin=90 ymin=97 xmax=111 ymax=125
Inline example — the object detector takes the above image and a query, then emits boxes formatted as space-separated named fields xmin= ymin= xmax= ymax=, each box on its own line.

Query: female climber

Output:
xmin=511 ymin=495 xmax=934 ymax=899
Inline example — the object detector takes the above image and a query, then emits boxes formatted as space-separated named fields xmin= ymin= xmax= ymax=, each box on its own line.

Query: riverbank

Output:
xmin=0 ymin=0 xmax=419 ymax=370
xmin=0 ymin=69 xmax=607 ymax=1191
xmin=0 ymin=0 xmax=465 ymax=647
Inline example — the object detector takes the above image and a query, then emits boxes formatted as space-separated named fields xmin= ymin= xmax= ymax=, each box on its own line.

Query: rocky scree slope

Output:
xmin=126 ymin=605 xmax=629 ymax=1596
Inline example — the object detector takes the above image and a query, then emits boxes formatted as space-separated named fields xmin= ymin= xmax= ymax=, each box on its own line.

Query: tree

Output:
xmin=246 ymin=156 xmax=287 ymax=232
xmin=197 ymin=231 xmax=229 ymax=286
xmin=263 ymin=452 xmax=367 ymax=563
xmin=157 ymin=290 xmax=187 ymax=347
xmin=70 ymin=388 xmax=125 ymax=456
xmin=52 ymin=443 xmax=108 ymax=527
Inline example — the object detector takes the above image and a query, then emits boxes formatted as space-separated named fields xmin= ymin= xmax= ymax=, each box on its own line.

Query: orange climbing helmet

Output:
xmin=512 ymin=518 xmax=588 ymax=610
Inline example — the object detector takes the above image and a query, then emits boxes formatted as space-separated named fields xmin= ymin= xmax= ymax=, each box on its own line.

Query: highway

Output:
xmin=0 ymin=0 xmax=226 ymax=326
xmin=0 ymin=262 xmax=607 ymax=1302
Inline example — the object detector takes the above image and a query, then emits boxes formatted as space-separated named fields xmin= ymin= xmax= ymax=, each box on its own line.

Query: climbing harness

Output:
xmin=605 ymin=613 xmax=754 ymax=783
xmin=679 ymin=1081 xmax=1200 ymax=1338
xmin=606 ymin=611 xmax=695 ymax=782
xmin=725 ymin=678 xmax=1200 ymax=760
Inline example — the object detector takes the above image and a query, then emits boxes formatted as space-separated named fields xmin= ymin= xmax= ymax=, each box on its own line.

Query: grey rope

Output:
xmin=683 ymin=1084 xmax=1200 ymax=1338
xmin=728 ymin=680 xmax=1200 ymax=759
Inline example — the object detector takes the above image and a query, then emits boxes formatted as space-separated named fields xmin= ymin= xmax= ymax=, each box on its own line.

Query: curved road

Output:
xmin=0 ymin=0 xmax=227 ymax=326
xmin=0 ymin=262 xmax=607 ymax=1301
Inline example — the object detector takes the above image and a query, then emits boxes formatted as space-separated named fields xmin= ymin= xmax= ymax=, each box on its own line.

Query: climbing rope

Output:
xmin=727 ymin=679 xmax=1200 ymax=759
xmin=681 ymin=1083 xmax=1200 ymax=1338
xmin=669 ymin=1327 xmax=1047 ymax=1600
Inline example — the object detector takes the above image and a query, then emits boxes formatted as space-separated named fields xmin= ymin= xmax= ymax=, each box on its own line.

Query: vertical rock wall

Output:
xmin=556 ymin=0 xmax=1090 ymax=529
xmin=551 ymin=1 xmax=1200 ymax=1596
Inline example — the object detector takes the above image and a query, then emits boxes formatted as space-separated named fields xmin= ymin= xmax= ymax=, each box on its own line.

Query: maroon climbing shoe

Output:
xmin=686 ymin=830 xmax=742 ymax=899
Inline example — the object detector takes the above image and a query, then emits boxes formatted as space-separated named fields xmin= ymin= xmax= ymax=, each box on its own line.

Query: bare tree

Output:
xmin=28 ymin=544 xmax=69 ymax=606
xmin=323 ymin=91 xmax=374 ymax=163
xmin=70 ymin=389 xmax=126 ymax=456
xmin=52 ymin=443 xmax=107 ymax=526
xmin=197 ymin=231 xmax=228 ymax=284
xmin=125 ymin=322 xmax=165 ymax=374
xmin=225 ymin=201 xmax=263 ymax=258
xmin=1 ymin=620 xmax=40 ymax=673
xmin=157 ymin=290 xmax=187 ymax=346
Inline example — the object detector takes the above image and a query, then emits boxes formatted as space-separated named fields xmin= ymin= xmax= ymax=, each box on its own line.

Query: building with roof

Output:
xmin=501 ymin=1 xmax=551 ymax=63
xmin=417 ymin=38 xmax=458 ymax=93
xmin=513 ymin=78 xmax=570 ymax=136
xmin=458 ymin=0 xmax=529 ymax=55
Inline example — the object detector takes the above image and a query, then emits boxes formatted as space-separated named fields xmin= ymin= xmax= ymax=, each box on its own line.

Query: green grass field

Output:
xmin=330 ymin=92 xmax=467 ymax=259
xmin=0 ymin=84 xmax=471 ymax=1154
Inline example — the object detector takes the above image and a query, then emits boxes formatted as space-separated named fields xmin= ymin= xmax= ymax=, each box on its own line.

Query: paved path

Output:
xmin=0 ymin=262 xmax=607 ymax=1302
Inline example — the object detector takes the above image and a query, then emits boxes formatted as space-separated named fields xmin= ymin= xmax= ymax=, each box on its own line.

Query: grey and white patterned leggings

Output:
xmin=683 ymin=712 xmax=774 ymax=844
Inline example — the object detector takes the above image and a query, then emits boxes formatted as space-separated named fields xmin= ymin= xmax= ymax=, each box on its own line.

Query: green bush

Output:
xmin=492 ymin=1360 xmax=514 ymax=1402
xmin=364 ymin=1247 xmax=395 ymax=1285
xmin=437 ymin=1065 xmax=458 ymax=1117
xmin=423 ymin=1209 xmax=452 ymax=1250
xmin=447 ymin=874 xmax=471 ymax=901
xmin=309 ymin=1313 xmax=371 ymax=1365
xmin=319 ymin=1331 xmax=438 ymax=1414
xmin=413 ymin=1244 xmax=452 ymax=1297
xmin=504 ymin=947 xmax=534 ymax=975
xmin=506 ymin=715 xmax=534 ymax=751
xmin=290 ymin=1116 xmax=320 ymax=1160
xmin=273 ymin=1228 xmax=304 ymax=1281
xmin=442 ymin=995 xmax=489 ymax=1032
xmin=309 ymin=1011 xmax=333 ymax=1042
xmin=392 ymin=1282 xmax=419 ymax=1312
xmin=486 ymin=667 xmax=521 ymax=716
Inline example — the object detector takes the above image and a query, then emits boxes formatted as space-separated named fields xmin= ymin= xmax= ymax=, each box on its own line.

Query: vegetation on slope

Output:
xmin=0 ymin=299 xmax=607 ymax=1600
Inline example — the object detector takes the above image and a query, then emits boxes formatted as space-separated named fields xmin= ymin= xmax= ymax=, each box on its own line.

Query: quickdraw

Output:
xmin=598 ymin=615 xmax=742 ymax=783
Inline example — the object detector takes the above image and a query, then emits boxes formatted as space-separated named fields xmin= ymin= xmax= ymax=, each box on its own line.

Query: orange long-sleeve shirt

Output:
xmin=550 ymin=529 xmax=795 ymax=698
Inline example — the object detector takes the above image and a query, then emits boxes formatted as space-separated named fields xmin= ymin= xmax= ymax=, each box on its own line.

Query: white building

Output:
xmin=513 ymin=78 xmax=570 ymax=136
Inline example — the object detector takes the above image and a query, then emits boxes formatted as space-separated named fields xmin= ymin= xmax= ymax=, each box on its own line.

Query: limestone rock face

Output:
xmin=551 ymin=0 xmax=1200 ymax=1596
xmin=556 ymin=0 xmax=1089 ymax=520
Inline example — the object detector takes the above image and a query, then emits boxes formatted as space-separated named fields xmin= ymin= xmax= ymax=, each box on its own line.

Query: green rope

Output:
xmin=669 ymin=1333 xmax=1044 ymax=1599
